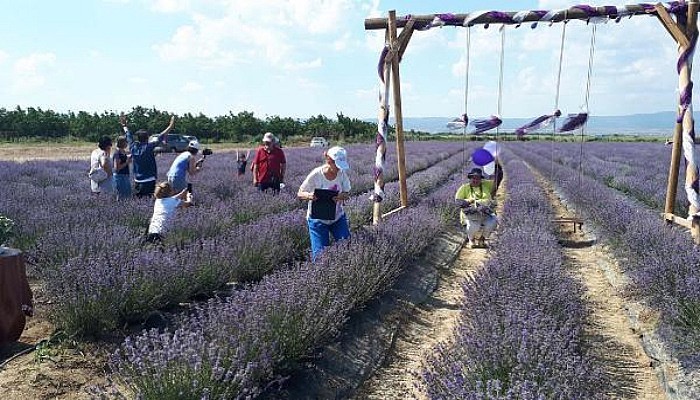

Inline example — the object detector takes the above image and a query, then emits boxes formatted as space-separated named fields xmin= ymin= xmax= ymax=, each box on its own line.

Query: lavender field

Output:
xmin=1 ymin=140 xmax=699 ymax=399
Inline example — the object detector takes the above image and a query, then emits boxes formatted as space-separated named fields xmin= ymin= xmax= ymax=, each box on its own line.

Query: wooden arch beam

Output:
xmin=365 ymin=5 xmax=659 ymax=30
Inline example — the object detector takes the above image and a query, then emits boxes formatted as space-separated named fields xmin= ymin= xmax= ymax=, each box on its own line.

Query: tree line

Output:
xmin=0 ymin=106 xmax=390 ymax=144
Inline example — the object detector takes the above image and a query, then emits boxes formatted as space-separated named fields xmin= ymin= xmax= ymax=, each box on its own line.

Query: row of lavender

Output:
xmin=518 ymin=142 xmax=686 ymax=214
xmin=0 ymin=142 xmax=460 ymax=270
xmin=421 ymin=158 xmax=608 ymax=398
xmin=107 ymin=160 xmax=469 ymax=399
xmin=0 ymin=142 xmax=476 ymax=336
xmin=508 ymin=144 xmax=700 ymax=397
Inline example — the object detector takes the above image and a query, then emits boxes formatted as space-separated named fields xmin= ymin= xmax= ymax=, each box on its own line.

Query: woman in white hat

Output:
xmin=166 ymin=140 xmax=204 ymax=193
xmin=455 ymin=167 xmax=497 ymax=248
xmin=298 ymin=146 xmax=352 ymax=260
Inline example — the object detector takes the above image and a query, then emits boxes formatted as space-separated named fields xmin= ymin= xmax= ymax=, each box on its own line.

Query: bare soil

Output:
xmin=0 ymin=281 xmax=114 ymax=400
xmin=542 ymin=183 xmax=665 ymax=399
xmin=359 ymin=172 xmax=666 ymax=399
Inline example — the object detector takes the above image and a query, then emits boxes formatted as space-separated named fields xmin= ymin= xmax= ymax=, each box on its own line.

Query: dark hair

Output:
xmin=188 ymin=147 xmax=199 ymax=155
xmin=98 ymin=136 xmax=113 ymax=151
xmin=136 ymin=129 xmax=149 ymax=143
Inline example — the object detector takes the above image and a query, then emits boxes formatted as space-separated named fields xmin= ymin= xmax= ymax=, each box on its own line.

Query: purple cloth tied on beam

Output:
xmin=677 ymin=34 xmax=697 ymax=74
xmin=572 ymin=5 xmax=600 ymax=18
xmin=486 ymin=11 xmax=513 ymax=23
xmin=558 ymin=113 xmax=588 ymax=132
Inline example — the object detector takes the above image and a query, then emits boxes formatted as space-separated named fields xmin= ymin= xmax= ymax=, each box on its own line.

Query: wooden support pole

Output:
xmin=396 ymin=19 xmax=415 ymax=61
xmin=373 ymin=29 xmax=392 ymax=225
xmin=665 ymin=115 xmax=683 ymax=216
xmin=684 ymin=1 xmax=700 ymax=243
xmin=389 ymin=10 xmax=409 ymax=208
xmin=655 ymin=3 xmax=690 ymax=48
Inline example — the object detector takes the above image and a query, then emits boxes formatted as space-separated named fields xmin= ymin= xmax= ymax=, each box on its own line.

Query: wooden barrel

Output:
xmin=0 ymin=248 xmax=33 ymax=345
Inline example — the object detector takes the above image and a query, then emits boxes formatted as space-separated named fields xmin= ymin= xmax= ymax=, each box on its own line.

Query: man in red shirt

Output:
xmin=252 ymin=132 xmax=286 ymax=193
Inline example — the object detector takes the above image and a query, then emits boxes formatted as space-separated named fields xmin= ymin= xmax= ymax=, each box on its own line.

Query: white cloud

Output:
xmin=296 ymin=76 xmax=323 ymax=90
xmin=12 ymin=52 xmax=56 ymax=91
xmin=0 ymin=50 xmax=8 ymax=64
xmin=181 ymin=81 xmax=203 ymax=92
xmin=151 ymin=0 xmax=191 ymax=13
xmin=283 ymin=58 xmax=322 ymax=71
xmin=333 ymin=32 xmax=352 ymax=51
xmin=128 ymin=76 xmax=148 ymax=84
xmin=154 ymin=1 xmax=373 ymax=69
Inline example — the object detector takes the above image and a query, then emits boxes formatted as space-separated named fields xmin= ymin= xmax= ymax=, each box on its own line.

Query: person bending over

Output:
xmin=166 ymin=140 xmax=204 ymax=193
xmin=145 ymin=181 xmax=193 ymax=244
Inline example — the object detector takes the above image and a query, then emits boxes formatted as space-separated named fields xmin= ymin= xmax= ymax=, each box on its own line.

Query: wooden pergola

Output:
xmin=365 ymin=3 xmax=700 ymax=244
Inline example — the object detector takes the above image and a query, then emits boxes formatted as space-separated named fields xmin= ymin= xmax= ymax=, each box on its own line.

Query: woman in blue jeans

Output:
xmin=112 ymin=136 xmax=131 ymax=200
xmin=297 ymin=146 xmax=352 ymax=260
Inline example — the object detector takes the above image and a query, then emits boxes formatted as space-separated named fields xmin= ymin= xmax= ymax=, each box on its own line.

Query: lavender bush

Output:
xmin=422 ymin=158 xmax=608 ymax=399
xmin=508 ymin=143 xmax=700 ymax=397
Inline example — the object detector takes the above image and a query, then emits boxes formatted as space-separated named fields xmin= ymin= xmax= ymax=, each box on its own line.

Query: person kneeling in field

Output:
xmin=455 ymin=167 xmax=497 ymax=248
xmin=145 ymin=181 xmax=193 ymax=244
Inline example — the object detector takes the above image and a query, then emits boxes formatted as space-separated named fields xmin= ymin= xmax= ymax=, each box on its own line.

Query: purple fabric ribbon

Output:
xmin=377 ymin=46 xmax=389 ymax=83
xmin=557 ymin=113 xmax=588 ymax=132
xmin=515 ymin=110 xmax=561 ymax=136
xmin=471 ymin=116 xmax=502 ymax=134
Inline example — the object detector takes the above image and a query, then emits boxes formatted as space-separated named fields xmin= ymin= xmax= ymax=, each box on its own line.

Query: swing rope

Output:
xmin=577 ymin=23 xmax=597 ymax=190
xmin=551 ymin=20 xmax=568 ymax=183
xmin=496 ymin=25 xmax=506 ymax=138
xmin=463 ymin=27 xmax=471 ymax=173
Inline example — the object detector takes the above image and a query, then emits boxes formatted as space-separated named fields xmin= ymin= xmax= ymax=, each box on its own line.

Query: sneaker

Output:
xmin=478 ymin=238 xmax=488 ymax=248
xmin=467 ymin=240 xmax=475 ymax=249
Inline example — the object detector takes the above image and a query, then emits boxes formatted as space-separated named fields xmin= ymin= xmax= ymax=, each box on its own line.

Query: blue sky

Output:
xmin=0 ymin=0 xmax=692 ymax=120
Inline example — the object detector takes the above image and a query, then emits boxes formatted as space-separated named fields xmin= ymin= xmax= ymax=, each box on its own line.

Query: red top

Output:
xmin=252 ymin=146 xmax=286 ymax=183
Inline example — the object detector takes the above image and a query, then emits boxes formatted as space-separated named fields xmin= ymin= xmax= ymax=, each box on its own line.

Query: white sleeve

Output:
xmin=341 ymin=171 xmax=351 ymax=192
xmin=299 ymin=170 xmax=317 ymax=193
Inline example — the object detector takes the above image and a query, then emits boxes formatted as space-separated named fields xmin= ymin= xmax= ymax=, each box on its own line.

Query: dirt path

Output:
xmin=355 ymin=238 xmax=488 ymax=399
xmin=356 ymin=188 xmax=506 ymax=400
xmin=0 ymin=282 xmax=113 ymax=400
xmin=358 ymin=171 xmax=665 ymax=399
xmin=541 ymin=176 xmax=665 ymax=399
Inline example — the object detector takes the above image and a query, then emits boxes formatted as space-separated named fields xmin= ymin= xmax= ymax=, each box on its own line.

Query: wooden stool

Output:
xmin=0 ymin=248 xmax=33 ymax=346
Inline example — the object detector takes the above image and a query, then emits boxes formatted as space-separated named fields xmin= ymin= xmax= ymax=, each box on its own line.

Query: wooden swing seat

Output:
xmin=552 ymin=217 xmax=584 ymax=232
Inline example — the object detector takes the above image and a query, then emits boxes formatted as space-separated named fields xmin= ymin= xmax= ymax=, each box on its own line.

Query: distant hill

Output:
xmin=369 ymin=111 xmax=688 ymax=136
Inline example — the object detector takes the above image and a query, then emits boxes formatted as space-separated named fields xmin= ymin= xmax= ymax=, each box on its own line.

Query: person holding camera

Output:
xmin=145 ymin=181 xmax=193 ymax=244
xmin=120 ymin=114 xmax=175 ymax=198
xmin=297 ymin=146 xmax=352 ymax=261
xmin=455 ymin=167 xmax=498 ymax=248
xmin=88 ymin=136 xmax=113 ymax=195
xmin=252 ymin=132 xmax=286 ymax=193
xmin=166 ymin=140 xmax=205 ymax=193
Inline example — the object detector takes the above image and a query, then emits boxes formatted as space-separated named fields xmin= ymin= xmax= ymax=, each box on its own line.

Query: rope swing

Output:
xmin=515 ymin=20 xmax=566 ymax=137
xmin=447 ymin=22 xmax=503 ymax=135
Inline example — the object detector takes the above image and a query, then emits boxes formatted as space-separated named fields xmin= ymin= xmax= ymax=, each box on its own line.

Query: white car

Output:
xmin=310 ymin=137 xmax=328 ymax=147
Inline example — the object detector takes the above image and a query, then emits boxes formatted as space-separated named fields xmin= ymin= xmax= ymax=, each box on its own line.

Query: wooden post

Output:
xmin=685 ymin=2 xmax=700 ymax=243
xmin=665 ymin=109 xmax=683 ymax=216
xmin=388 ymin=10 xmax=409 ymax=208
xmin=373 ymin=30 xmax=392 ymax=225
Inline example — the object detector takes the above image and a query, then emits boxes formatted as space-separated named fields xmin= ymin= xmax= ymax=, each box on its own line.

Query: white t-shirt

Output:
xmin=299 ymin=166 xmax=351 ymax=223
xmin=90 ymin=148 xmax=110 ymax=171
xmin=148 ymin=197 xmax=182 ymax=234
